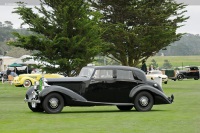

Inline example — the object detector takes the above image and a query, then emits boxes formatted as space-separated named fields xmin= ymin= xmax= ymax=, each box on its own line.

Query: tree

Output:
xmin=9 ymin=0 xmax=104 ymax=76
xmin=149 ymin=59 xmax=158 ymax=69
xmin=89 ymin=0 xmax=189 ymax=66
xmin=4 ymin=21 xmax=13 ymax=28
xmin=162 ymin=59 xmax=172 ymax=69
xmin=0 ymin=21 xmax=14 ymax=42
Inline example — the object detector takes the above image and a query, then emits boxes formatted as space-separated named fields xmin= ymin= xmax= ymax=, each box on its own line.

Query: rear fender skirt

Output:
xmin=39 ymin=85 xmax=87 ymax=102
xmin=129 ymin=85 xmax=172 ymax=104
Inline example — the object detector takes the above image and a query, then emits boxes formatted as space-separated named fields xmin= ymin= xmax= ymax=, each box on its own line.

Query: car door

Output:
xmin=113 ymin=69 xmax=139 ymax=103
xmin=84 ymin=69 xmax=117 ymax=103
xmin=85 ymin=69 xmax=139 ymax=103
xmin=189 ymin=67 xmax=199 ymax=78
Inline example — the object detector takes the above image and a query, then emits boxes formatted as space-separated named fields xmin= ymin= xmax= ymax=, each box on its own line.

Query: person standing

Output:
xmin=6 ymin=68 xmax=11 ymax=76
xmin=14 ymin=67 xmax=19 ymax=75
xmin=141 ymin=60 xmax=147 ymax=74
xmin=149 ymin=65 xmax=154 ymax=71
xmin=1 ymin=71 xmax=4 ymax=84
xmin=10 ymin=70 xmax=17 ymax=77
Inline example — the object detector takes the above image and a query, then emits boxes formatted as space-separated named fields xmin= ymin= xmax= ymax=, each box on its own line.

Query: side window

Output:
xmin=117 ymin=70 xmax=134 ymax=80
xmin=93 ymin=70 xmax=113 ymax=79
xmin=191 ymin=67 xmax=198 ymax=70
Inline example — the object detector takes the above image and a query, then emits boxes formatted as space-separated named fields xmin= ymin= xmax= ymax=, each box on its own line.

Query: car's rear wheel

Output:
xmin=23 ymin=79 xmax=32 ymax=88
xmin=42 ymin=93 xmax=64 ymax=114
xmin=194 ymin=77 xmax=199 ymax=80
xmin=116 ymin=105 xmax=133 ymax=111
xmin=134 ymin=91 xmax=154 ymax=112
xmin=28 ymin=103 xmax=44 ymax=112
xmin=177 ymin=74 xmax=184 ymax=81
xmin=164 ymin=81 xmax=168 ymax=84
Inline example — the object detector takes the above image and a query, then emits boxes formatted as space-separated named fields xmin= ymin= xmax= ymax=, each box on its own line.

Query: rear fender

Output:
xmin=39 ymin=85 xmax=87 ymax=102
xmin=129 ymin=85 xmax=172 ymax=104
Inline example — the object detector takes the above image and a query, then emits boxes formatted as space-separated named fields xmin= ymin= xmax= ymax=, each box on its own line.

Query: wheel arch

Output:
xmin=129 ymin=85 xmax=172 ymax=104
xmin=39 ymin=85 xmax=87 ymax=103
xmin=20 ymin=77 xmax=36 ymax=85
xmin=177 ymin=74 xmax=184 ymax=79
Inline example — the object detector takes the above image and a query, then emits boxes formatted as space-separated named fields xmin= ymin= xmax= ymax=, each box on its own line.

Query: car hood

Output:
xmin=147 ymin=74 xmax=167 ymax=78
xmin=46 ymin=77 xmax=89 ymax=82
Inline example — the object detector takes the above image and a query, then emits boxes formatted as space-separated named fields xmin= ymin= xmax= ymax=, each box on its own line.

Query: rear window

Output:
xmin=117 ymin=70 xmax=134 ymax=80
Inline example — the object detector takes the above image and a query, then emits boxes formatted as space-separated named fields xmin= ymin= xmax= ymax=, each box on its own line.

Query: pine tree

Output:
xmin=162 ymin=59 xmax=172 ymax=69
xmin=9 ymin=0 xmax=104 ymax=76
xmin=89 ymin=0 xmax=189 ymax=66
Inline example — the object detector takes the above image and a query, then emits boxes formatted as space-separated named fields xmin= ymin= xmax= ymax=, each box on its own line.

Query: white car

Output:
xmin=146 ymin=70 xmax=168 ymax=84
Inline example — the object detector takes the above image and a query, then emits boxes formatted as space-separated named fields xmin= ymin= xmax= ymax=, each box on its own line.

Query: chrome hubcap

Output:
xmin=139 ymin=96 xmax=149 ymax=106
xmin=49 ymin=98 xmax=59 ymax=108
xmin=24 ymin=81 xmax=31 ymax=87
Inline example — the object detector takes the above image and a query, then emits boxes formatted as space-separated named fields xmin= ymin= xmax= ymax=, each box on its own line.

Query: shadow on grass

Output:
xmin=24 ymin=106 xmax=170 ymax=114
xmin=59 ymin=109 xmax=169 ymax=114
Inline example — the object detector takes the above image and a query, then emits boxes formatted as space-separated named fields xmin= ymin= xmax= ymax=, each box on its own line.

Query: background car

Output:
xmin=146 ymin=70 xmax=168 ymax=84
xmin=13 ymin=73 xmax=64 ymax=87
xmin=176 ymin=66 xmax=199 ymax=80
xmin=0 ymin=71 xmax=8 ymax=81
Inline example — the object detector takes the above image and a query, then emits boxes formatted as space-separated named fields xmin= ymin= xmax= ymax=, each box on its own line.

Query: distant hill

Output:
xmin=158 ymin=34 xmax=200 ymax=56
xmin=0 ymin=0 xmax=40 ymax=5
xmin=1 ymin=22 xmax=200 ymax=58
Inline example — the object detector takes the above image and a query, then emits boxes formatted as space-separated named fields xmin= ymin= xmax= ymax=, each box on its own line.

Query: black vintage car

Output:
xmin=176 ymin=66 xmax=199 ymax=80
xmin=25 ymin=65 xmax=174 ymax=114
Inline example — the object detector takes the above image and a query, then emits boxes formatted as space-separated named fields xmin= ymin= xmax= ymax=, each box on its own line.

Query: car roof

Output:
xmin=149 ymin=70 xmax=161 ymax=72
xmin=185 ymin=66 xmax=198 ymax=68
xmin=84 ymin=65 xmax=140 ymax=71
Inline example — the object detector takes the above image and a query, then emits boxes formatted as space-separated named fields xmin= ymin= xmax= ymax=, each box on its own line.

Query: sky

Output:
xmin=0 ymin=1 xmax=200 ymax=35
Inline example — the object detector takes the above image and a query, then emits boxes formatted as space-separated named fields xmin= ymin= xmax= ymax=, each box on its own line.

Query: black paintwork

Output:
xmin=25 ymin=65 xmax=173 ymax=110
xmin=177 ymin=66 xmax=199 ymax=80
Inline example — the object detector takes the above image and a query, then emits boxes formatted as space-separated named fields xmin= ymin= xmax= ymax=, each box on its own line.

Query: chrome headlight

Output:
xmin=33 ymin=81 xmax=39 ymax=90
xmin=176 ymin=70 xmax=179 ymax=74
xmin=153 ymin=83 xmax=158 ymax=87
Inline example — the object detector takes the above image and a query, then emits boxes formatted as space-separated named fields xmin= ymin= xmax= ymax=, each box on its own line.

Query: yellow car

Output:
xmin=13 ymin=73 xmax=64 ymax=87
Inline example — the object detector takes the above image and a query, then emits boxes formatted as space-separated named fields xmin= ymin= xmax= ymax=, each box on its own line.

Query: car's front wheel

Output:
xmin=28 ymin=103 xmax=44 ymax=112
xmin=117 ymin=105 xmax=133 ymax=111
xmin=23 ymin=79 xmax=32 ymax=88
xmin=42 ymin=93 xmax=64 ymax=114
xmin=177 ymin=74 xmax=184 ymax=81
xmin=134 ymin=91 xmax=154 ymax=112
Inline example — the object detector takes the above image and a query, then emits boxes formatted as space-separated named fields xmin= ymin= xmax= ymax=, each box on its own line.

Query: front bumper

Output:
xmin=24 ymin=98 xmax=41 ymax=103
xmin=13 ymin=80 xmax=22 ymax=85
xmin=162 ymin=78 xmax=168 ymax=82
xmin=168 ymin=94 xmax=174 ymax=103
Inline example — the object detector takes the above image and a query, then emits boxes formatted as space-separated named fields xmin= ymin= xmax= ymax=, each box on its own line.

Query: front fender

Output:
xmin=20 ymin=77 xmax=37 ymax=85
xmin=25 ymin=86 xmax=35 ymax=100
xmin=39 ymin=85 xmax=87 ymax=102
xmin=129 ymin=85 xmax=172 ymax=104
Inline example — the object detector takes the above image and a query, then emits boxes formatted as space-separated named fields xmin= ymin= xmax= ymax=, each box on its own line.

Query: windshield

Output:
xmin=149 ymin=71 xmax=162 ymax=75
xmin=78 ymin=67 xmax=94 ymax=78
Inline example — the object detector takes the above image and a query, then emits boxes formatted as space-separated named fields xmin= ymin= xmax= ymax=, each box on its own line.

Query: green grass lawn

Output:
xmin=0 ymin=80 xmax=200 ymax=133
xmin=146 ymin=56 xmax=200 ymax=68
